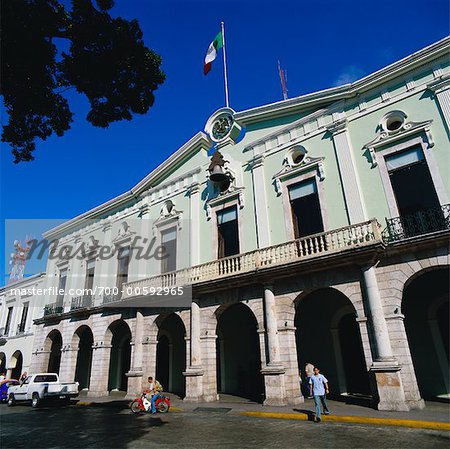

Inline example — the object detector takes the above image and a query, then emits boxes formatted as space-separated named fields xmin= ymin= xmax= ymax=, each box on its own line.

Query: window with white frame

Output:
xmin=4 ymin=306 xmax=13 ymax=336
xmin=217 ymin=206 xmax=239 ymax=258
xmin=385 ymin=145 xmax=444 ymax=236
xmin=288 ymin=178 xmax=324 ymax=238
xmin=56 ymin=268 xmax=67 ymax=305
xmin=84 ymin=259 xmax=95 ymax=299
xmin=386 ymin=146 xmax=441 ymax=215
xmin=116 ymin=247 xmax=130 ymax=293
xmin=18 ymin=302 xmax=29 ymax=333
xmin=161 ymin=227 xmax=177 ymax=273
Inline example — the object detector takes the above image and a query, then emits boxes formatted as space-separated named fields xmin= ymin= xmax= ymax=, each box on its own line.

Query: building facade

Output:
xmin=27 ymin=38 xmax=449 ymax=411
xmin=0 ymin=273 xmax=45 ymax=379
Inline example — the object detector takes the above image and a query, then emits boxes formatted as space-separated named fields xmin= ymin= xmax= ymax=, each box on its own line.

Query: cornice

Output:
xmin=363 ymin=120 xmax=434 ymax=166
xmin=43 ymin=133 xmax=210 ymax=240
xmin=235 ymin=36 xmax=449 ymax=126
xmin=427 ymin=74 xmax=450 ymax=95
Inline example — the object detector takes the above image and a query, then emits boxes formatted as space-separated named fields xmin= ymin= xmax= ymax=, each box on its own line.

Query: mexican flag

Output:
xmin=204 ymin=30 xmax=223 ymax=75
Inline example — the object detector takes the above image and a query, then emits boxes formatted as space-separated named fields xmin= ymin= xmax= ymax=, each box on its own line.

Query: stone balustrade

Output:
xmin=123 ymin=219 xmax=382 ymax=297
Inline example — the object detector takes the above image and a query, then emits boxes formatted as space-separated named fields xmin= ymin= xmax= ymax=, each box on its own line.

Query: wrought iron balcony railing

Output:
xmin=43 ymin=302 xmax=64 ymax=316
xmin=70 ymin=295 xmax=93 ymax=311
xmin=383 ymin=204 xmax=450 ymax=243
xmin=17 ymin=323 xmax=25 ymax=335
xmin=122 ymin=219 xmax=382 ymax=298
xmin=102 ymin=293 xmax=122 ymax=305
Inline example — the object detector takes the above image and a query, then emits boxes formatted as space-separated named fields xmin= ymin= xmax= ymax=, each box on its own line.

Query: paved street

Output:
xmin=1 ymin=403 xmax=449 ymax=449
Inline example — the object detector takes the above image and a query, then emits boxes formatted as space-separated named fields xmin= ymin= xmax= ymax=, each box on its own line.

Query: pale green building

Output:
xmin=21 ymin=37 xmax=449 ymax=411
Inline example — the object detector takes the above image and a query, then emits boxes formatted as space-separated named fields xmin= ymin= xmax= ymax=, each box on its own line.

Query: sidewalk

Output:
xmin=74 ymin=394 xmax=450 ymax=431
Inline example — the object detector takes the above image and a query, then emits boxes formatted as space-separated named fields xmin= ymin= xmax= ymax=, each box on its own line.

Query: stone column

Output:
xmin=428 ymin=75 xmax=450 ymax=133
xmin=188 ymin=183 xmax=201 ymax=266
xmin=87 ymin=342 xmax=112 ymax=397
xmin=250 ymin=154 xmax=271 ymax=248
xmin=361 ymin=265 xmax=409 ymax=411
xmin=327 ymin=119 xmax=366 ymax=224
xmin=59 ymin=347 xmax=79 ymax=384
xmin=261 ymin=284 xmax=286 ymax=406
xmin=200 ymin=332 xmax=218 ymax=402
xmin=278 ymin=325 xmax=303 ymax=405
xmin=29 ymin=349 xmax=51 ymax=374
xmin=184 ymin=300 xmax=204 ymax=401
xmin=94 ymin=222 xmax=113 ymax=306
xmin=126 ymin=311 xmax=144 ymax=398
xmin=142 ymin=336 xmax=158 ymax=380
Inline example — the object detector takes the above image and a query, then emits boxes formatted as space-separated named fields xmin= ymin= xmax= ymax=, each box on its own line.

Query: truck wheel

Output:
xmin=7 ymin=394 xmax=15 ymax=407
xmin=31 ymin=393 xmax=40 ymax=408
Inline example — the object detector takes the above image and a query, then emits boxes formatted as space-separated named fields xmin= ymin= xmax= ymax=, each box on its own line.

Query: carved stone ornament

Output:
xmin=152 ymin=201 xmax=183 ymax=237
xmin=273 ymin=154 xmax=325 ymax=196
xmin=363 ymin=119 xmax=434 ymax=167
xmin=112 ymin=221 xmax=136 ymax=245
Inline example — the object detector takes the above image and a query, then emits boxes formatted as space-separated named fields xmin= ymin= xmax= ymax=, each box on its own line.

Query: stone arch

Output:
xmin=45 ymin=329 xmax=63 ymax=374
xmin=73 ymin=325 xmax=94 ymax=391
xmin=295 ymin=287 xmax=371 ymax=399
xmin=10 ymin=350 xmax=23 ymax=380
xmin=402 ymin=267 xmax=449 ymax=400
xmin=0 ymin=352 xmax=6 ymax=374
xmin=155 ymin=312 xmax=186 ymax=396
xmin=402 ymin=264 xmax=450 ymax=297
xmin=106 ymin=319 xmax=132 ymax=392
xmin=216 ymin=302 xmax=264 ymax=402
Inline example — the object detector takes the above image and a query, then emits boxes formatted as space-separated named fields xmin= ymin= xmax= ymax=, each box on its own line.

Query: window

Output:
xmin=289 ymin=179 xmax=324 ymax=238
xmin=56 ymin=268 xmax=67 ymax=305
xmin=4 ymin=307 xmax=13 ymax=336
xmin=386 ymin=146 xmax=443 ymax=236
xmin=34 ymin=374 xmax=58 ymax=383
xmin=116 ymin=247 xmax=130 ymax=293
xmin=381 ymin=111 xmax=406 ymax=133
xmin=84 ymin=259 xmax=95 ymax=299
xmin=288 ymin=145 xmax=307 ymax=166
xmin=18 ymin=302 xmax=29 ymax=333
xmin=161 ymin=228 xmax=177 ymax=273
xmin=217 ymin=206 xmax=239 ymax=258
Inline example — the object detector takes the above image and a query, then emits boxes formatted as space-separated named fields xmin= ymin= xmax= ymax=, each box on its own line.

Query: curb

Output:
xmin=239 ymin=411 xmax=450 ymax=431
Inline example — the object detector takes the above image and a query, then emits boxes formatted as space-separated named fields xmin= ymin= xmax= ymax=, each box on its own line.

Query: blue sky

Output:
xmin=1 ymin=0 xmax=449 ymax=282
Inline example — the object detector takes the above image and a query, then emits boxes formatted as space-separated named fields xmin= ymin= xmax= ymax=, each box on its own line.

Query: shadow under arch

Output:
xmin=295 ymin=287 xmax=370 ymax=400
xmin=45 ymin=329 xmax=63 ymax=374
xmin=155 ymin=313 xmax=186 ymax=397
xmin=216 ymin=302 xmax=264 ymax=403
xmin=0 ymin=352 xmax=6 ymax=374
xmin=73 ymin=325 xmax=94 ymax=391
xmin=402 ymin=267 xmax=449 ymax=400
xmin=10 ymin=350 xmax=23 ymax=380
xmin=107 ymin=320 xmax=132 ymax=393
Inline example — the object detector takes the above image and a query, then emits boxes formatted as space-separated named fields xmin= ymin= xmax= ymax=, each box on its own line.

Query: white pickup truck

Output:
xmin=7 ymin=373 xmax=79 ymax=408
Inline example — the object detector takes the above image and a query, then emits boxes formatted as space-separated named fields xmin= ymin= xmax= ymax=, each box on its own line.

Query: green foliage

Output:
xmin=1 ymin=0 xmax=165 ymax=162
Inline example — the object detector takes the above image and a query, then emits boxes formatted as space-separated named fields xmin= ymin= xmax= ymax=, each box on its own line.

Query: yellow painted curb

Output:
xmin=240 ymin=411 xmax=450 ymax=431
xmin=76 ymin=401 xmax=92 ymax=406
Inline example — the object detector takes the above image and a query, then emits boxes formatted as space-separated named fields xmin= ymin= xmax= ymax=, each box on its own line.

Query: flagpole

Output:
xmin=221 ymin=21 xmax=230 ymax=108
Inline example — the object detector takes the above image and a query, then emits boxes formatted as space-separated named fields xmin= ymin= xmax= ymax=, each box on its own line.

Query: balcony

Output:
xmin=16 ymin=323 xmax=25 ymax=335
xmin=70 ymin=295 xmax=93 ymax=311
xmin=43 ymin=302 xmax=64 ymax=317
xmin=383 ymin=204 xmax=450 ymax=243
xmin=123 ymin=219 xmax=382 ymax=298
xmin=102 ymin=293 xmax=122 ymax=305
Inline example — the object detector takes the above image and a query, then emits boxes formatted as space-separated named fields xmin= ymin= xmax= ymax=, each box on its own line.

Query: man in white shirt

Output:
xmin=309 ymin=367 xmax=331 ymax=422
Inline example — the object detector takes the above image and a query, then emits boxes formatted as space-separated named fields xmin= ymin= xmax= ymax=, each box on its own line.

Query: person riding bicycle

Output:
xmin=146 ymin=376 xmax=163 ymax=414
